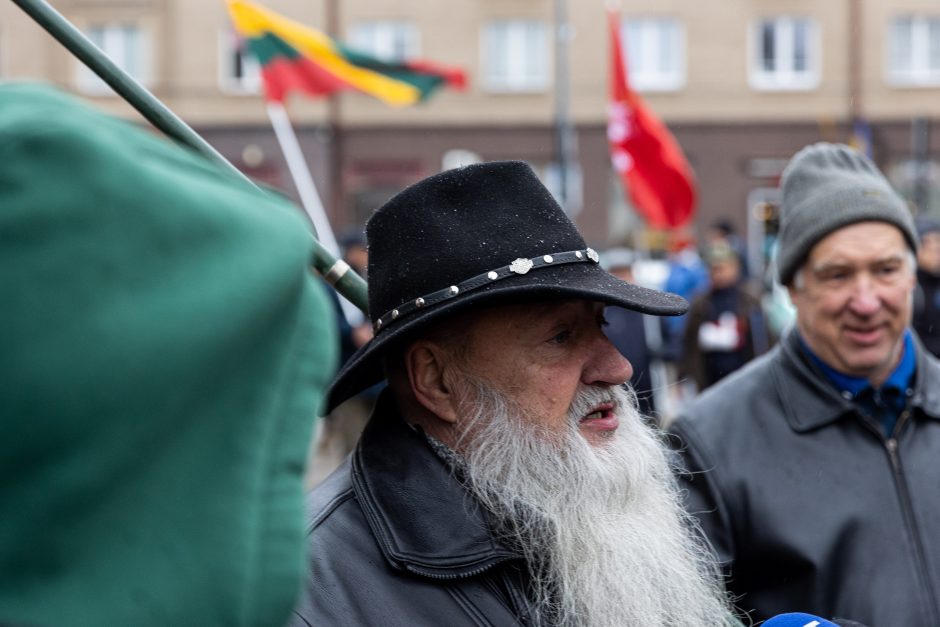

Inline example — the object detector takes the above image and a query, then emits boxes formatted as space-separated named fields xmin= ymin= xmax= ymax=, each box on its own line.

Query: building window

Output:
xmin=888 ymin=16 xmax=940 ymax=86
xmin=482 ymin=20 xmax=550 ymax=93
xmin=621 ymin=17 xmax=685 ymax=91
xmin=749 ymin=17 xmax=819 ymax=91
xmin=348 ymin=21 xmax=418 ymax=61
xmin=77 ymin=23 xmax=150 ymax=94
xmin=219 ymin=29 xmax=261 ymax=94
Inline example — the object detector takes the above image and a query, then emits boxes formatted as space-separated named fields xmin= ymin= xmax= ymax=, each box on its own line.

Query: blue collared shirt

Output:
xmin=799 ymin=330 xmax=916 ymax=437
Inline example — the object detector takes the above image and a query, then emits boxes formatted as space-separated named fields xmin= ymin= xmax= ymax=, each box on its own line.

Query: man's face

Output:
xmin=451 ymin=339 xmax=733 ymax=626
xmin=788 ymin=221 xmax=915 ymax=385
xmin=453 ymin=300 xmax=633 ymax=446
xmin=918 ymin=231 xmax=940 ymax=274
xmin=708 ymin=258 xmax=740 ymax=290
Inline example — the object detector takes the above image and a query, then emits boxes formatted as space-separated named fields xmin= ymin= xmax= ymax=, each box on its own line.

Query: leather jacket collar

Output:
xmin=351 ymin=391 xmax=519 ymax=578
xmin=775 ymin=328 xmax=940 ymax=433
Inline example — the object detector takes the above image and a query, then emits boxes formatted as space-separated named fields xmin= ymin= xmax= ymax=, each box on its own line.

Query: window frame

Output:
xmin=620 ymin=16 xmax=686 ymax=92
xmin=747 ymin=16 xmax=821 ymax=92
xmin=347 ymin=20 xmax=419 ymax=62
xmin=886 ymin=14 xmax=940 ymax=87
xmin=481 ymin=19 xmax=551 ymax=94
xmin=76 ymin=22 xmax=151 ymax=95
xmin=218 ymin=27 xmax=262 ymax=95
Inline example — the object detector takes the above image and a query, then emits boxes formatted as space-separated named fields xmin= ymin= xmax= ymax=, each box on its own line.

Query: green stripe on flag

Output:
xmin=337 ymin=44 xmax=445 ymax=100
xmin=245 ymin=32 xmax=302 ymax=66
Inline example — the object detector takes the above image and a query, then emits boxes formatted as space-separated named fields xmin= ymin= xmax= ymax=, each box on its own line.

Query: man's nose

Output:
xmin=847 ymin=274 xmax=881 ymax=315
xmin=582 ymin=334 xmax=634 ymax=386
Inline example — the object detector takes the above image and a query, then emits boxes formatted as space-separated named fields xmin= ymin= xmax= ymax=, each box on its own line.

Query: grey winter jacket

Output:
xmin=669 ymin=329 xmax=940 ymax=627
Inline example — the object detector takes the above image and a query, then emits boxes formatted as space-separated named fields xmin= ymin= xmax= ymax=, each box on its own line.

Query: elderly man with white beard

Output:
xmin=289 ymin=161 xmax=741 ymax=627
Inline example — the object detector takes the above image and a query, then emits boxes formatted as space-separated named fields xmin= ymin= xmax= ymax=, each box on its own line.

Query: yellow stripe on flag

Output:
xmin=226 ymin=0 xmax=421 ymax=106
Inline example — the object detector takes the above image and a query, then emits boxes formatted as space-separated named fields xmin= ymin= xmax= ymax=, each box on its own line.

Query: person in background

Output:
xmin=913 ymin=216 xmax=940 ymax=357
xmin=335 ymin=227 xmax=372 ymax=357
xmin=313 ymin=228 xmax=380 ymax=480
xmin=678 ymin=241 xmax=773 ymax=391
xmin=338 ymin=227 xmax=369 ymax=279
xmin=669 ymin=143 xmax=940 ymax=626
xmin=705 ymin=217 xmax=750 ymax=279
xmin=601 ymin=247 xmax=658 ymax=416
xmin=660 ymin=231 xmax=710 ymax=364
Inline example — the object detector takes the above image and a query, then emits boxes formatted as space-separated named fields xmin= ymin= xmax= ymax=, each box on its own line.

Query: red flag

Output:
xmin=607 ymin=11 xmax=696 ymax=229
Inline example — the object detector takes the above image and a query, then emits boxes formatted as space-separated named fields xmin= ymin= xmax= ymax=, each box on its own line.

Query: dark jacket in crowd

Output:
xmin=289 ymin=391 xmax=535 ymax=626
xmin=913 ymin=268 xmax=940 ymax=358
xmin=604 ymin=306 xmax=657 ymax=416
xmin=678 ymin=282 xmax=772 ymax=391
xmin=669 ymin=330 xmax=940 ymax=627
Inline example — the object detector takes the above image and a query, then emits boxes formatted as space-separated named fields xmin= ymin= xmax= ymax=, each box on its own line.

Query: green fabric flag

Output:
xmin=0 ymin=83 xmax=338 ymax=626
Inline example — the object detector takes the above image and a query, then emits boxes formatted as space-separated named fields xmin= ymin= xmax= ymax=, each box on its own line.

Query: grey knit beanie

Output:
xmin=776 ymin=142 xmax=917 ymax=285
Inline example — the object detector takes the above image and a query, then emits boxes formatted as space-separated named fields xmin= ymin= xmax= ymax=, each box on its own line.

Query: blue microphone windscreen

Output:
xmin=762 ymin=613 xmax=838 ymax=627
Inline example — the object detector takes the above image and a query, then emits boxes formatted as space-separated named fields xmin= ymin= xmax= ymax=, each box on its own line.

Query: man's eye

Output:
xmin=820 ymin=270 xmax=850 ymax=283
xmin=549 ymin=330 xmax=572 ymax=344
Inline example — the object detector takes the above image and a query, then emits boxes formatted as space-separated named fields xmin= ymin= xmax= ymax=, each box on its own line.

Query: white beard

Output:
xmin=452 ymin=380 xmax=736 ymax=627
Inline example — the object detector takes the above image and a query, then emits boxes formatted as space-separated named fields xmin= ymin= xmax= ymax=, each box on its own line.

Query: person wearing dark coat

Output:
xmin=678 ymin=242 xmax=773 ymax=391
xmin=912 ymin=216 xmax=940 ymax=357
xmin=289 ymin=162 xmax=743 ymax=626
xmin=600 ymin=247 xmax=658 ymax=416
xmin=669 ymin=143 xmax=940 ymax=627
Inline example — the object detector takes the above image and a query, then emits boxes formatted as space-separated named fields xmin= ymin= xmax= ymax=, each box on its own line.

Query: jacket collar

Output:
xmin=350 ymin=391 xmax=519 ymax=577
xmin=775 ymin=328 xmax=940 ymax=432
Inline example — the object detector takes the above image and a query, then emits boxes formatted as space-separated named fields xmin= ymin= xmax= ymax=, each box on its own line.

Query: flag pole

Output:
xmin=267 ymin=102 xmax=340 ymax=258
xmin=11 ymin=0 xmax=368 ymax=316
xmin=553 ymin=0 xmax=577 ymax=214
xmin=266 ymin=102 xmax=363 ymax=324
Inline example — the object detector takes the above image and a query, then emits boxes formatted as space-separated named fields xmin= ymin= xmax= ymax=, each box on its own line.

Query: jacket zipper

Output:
xmin=878 ymin=408 xmax=940 ymax=626
xmin=408 ymin=558 xmax=534 ymax=625
xmin=405 ymin=555 xmax=515 ymax=580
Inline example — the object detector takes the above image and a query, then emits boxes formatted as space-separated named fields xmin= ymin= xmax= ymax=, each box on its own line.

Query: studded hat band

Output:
xmin=373 ymin=247 xmax=600 ymax=334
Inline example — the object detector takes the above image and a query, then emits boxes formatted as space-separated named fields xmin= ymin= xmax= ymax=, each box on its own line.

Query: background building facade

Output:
xmin=2 ymin=0 xmax=939 ymax=278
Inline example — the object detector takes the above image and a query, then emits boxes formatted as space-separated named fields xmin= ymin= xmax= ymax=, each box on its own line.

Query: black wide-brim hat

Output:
xmin=326 ymin=161 xmax=688 ymax=411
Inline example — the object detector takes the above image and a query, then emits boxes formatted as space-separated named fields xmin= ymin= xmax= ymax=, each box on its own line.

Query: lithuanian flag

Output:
xmin=226 ymin=0 xmax=466 ymax=106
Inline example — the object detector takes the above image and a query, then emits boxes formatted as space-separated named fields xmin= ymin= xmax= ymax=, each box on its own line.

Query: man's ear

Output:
xmin=404 ymin=340 xmax=460 ymax=424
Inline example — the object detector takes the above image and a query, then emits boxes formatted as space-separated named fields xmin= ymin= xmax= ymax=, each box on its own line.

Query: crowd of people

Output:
xmin=307 ymin=144 xmax=940 ymax=627
xmin=5 ymin=81 xmax=940 ymax=627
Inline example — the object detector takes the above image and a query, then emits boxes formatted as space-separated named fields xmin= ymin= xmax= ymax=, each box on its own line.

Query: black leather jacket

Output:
xmin=669 ymin=330 xmax=940 ymax=627
xmin=288 ymin=392 xmax=534 ymax=626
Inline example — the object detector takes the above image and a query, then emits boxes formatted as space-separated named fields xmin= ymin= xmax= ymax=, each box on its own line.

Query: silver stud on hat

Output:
xmin=510 ymin=258 xmax=534 ymax=274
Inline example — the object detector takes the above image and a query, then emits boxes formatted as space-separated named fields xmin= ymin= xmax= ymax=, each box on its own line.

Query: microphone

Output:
xmin=762 ymin=613 xmax=869 ymax=627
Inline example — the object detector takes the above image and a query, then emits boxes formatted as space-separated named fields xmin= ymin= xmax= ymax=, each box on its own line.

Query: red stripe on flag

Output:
xmin=607 ymin=11 xmax=696 ymax=229
xmin=402 ymin=60 xmax=468 ymax=90
xmin=260 ymin=56 xmax=355 ymax=102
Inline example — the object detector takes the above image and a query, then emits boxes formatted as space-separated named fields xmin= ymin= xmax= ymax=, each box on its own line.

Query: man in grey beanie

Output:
xmin=669 ymin=142 xmax=940 ymax=626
